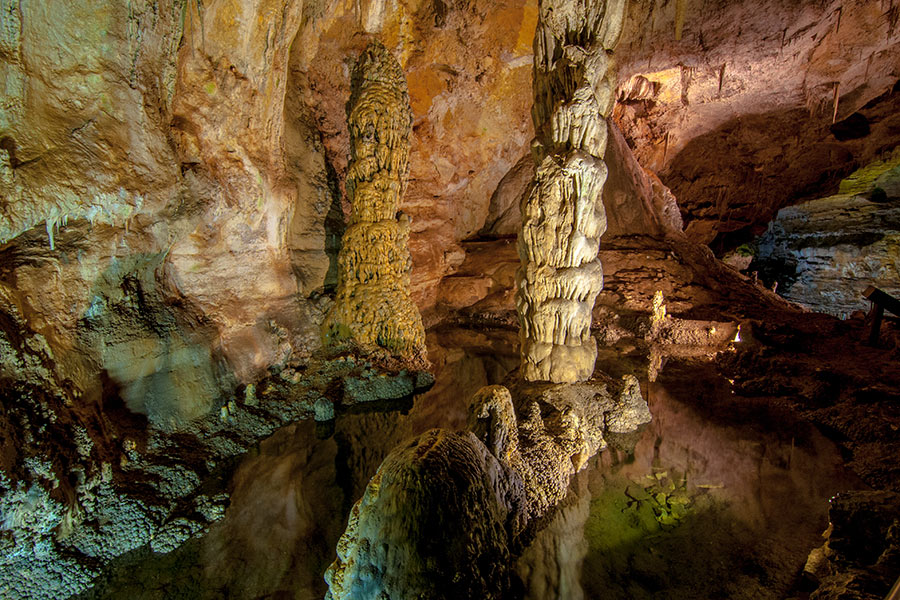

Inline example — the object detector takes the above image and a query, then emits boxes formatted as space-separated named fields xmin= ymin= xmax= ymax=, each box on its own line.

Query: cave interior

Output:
xmin=0 ymin=0 xmax=898 ymax=599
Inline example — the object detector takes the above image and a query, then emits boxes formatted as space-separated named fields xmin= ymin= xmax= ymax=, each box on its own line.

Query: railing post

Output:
xmin=868 ymin=302 xmax=884 ymax=346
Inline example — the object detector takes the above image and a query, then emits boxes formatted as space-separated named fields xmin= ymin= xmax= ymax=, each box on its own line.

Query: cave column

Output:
xmin=322 ymin=41 xmax=426 ymax=359
xmin=516 ymin=0 xmax=626 ymax=382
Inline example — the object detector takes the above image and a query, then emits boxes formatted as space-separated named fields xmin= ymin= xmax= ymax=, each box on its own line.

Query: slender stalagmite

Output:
xmin=323 ymin=41 xmax=426 ymax=359
xmin=517 ymin=0 xmax=627 ymax=382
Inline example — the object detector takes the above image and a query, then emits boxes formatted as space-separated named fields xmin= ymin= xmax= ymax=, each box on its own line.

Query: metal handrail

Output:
xmin=886 ymin=575 xmax=900 ymax=600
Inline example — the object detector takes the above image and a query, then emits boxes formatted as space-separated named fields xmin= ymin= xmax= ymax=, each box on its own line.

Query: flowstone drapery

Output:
xmin=322 ymin=42 xmax=426 ymax=359
xmin=517 ymin=0 xmax=627 ymax=382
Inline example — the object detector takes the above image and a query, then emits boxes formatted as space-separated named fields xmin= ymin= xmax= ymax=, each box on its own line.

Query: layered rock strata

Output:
xmin=323 ymin=42 xmax=426 ymax=360
xmin=753 ymin=151 xmax=900 ymax=317
xmin=517 ymin=0 xmax=627 ymax=382
xmin=324 ymin=377 xmax=650 ymax=599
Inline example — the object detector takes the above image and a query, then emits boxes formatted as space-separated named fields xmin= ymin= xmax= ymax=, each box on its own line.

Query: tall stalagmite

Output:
xmin=517 ymin=0 xmax=626 ymax=382
xmin=323 ymin=42 xmax=426 ymax=359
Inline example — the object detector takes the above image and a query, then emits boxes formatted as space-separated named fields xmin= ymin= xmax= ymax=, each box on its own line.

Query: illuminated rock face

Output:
xmin=323 ymin=42 xmax=426 ymax=359
xmin=753 ymin=153 xmax=900 ymax=317
xmin=517 ymin=0 xmax=626 ymax=382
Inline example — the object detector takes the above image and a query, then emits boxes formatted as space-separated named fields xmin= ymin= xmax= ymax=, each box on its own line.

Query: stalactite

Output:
xmin=322 ymin=41 xmax=426 ymax=360
xmin=680 ymin=64 xmax=693 ymax=105
xmin=888 ymin=3 xmax=899 ymax=40
xmin=517 ymin=0 xmax=626 ymax=383
xmin=718 ymin=63 xmax=726 ymax=98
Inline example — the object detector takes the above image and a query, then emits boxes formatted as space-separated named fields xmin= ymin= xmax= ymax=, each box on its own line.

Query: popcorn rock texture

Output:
xmin=323 ymin=42 xmax=426 ymax=359
xmin=517 ymin=0 xmax=627 ymax=382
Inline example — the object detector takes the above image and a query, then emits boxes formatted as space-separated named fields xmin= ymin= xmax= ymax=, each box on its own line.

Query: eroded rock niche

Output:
xmin=322 ymin=41 xmax=426 ymax=359
xmin=517 ymin=0 xmax=626 ymax=383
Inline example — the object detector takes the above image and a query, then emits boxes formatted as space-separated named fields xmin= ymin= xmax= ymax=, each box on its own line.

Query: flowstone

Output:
xmin=517 ymin=0 xmax=627 ymax=382
xmin=322 ymin=41 xmax=426 ymax=360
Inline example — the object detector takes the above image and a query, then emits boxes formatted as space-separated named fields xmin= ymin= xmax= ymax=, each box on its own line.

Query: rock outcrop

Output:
xmin=753 ymin=150 xmax=900 ymax=317
xmin=517 ymin=0 xmax=627 ymax=383
xmin=323 ymin=42 xmax=426 ymax=360
xmin=325 ymin=377 xmax=651 ymax=599
xmin=803 ymin=491 xmax=900 ymax=600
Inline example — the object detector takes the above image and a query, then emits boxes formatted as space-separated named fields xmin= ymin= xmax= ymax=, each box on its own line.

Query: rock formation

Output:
xmin=478 ymin=122 xmax=682 ymax=240
xmin=614 ymin=1 xmax=900 ymax=253
xmin=323 ymin=41 xmax=426 ymax=360
xmin=324 ymin=377 xmax=651 ymax=599
xmin=802 ymin=490 xmax=900 ymax=599
xmin=0 ymin=1 xmax=898 ymax=598
xmin=753 ymin=151 xmax=900 ymax=317
xmin=517 ymin=0 xmax=627 ymax=382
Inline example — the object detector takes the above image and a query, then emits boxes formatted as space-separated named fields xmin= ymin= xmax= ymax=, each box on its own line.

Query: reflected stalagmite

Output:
xmin=323 ymin=41 xmax=426 ymax=359
xmin=517 ymin=0 xmax=627 ymax=382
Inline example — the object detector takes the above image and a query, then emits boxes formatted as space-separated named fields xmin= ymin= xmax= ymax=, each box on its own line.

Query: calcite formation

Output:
xmin=325 ymin=377 xmax=650 ymax=599
xmin=324 ymin=428 xmax=519 ymax=600
xmin=517 ymin=0 xmax=627 ymax=382
xmin=323 ymin=41 xmax=426 ymax=359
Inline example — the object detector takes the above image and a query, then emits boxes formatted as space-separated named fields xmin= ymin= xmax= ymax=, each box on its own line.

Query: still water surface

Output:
xmin=84 ymin=328 xmax=863 ymax=599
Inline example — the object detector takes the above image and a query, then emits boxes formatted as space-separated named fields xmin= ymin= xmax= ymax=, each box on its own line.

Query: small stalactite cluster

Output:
xmin=517 ymin=0 xmax=626 ymax=382
xmin=322 ymin=41 xmax=426 ymax=359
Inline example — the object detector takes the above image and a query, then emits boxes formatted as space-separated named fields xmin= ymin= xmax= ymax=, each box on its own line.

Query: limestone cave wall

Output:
xmin=6 ymin=0 xmax=894 ymax=420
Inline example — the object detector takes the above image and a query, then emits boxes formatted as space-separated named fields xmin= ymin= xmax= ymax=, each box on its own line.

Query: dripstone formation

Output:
xmin=323 ymin=41 xmax=426 ymax=359
xmin=324 ymin=377 xmax=651 ymax=599
xmin=517 ymin=0 xmax=627 ymax=382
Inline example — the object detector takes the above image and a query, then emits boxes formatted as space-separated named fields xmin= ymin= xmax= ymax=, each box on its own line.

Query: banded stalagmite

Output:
xmin=323 ymin=41 xmax=426 ymax=359
xmin=517 ymin=0 xmax=627 ymax=382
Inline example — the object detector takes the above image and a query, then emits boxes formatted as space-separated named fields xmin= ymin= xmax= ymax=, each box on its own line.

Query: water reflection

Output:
xmin=83 ymin=328 xmax=863 ymax=600
xmin=520 ymin=372 xmax=865 ymax=600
